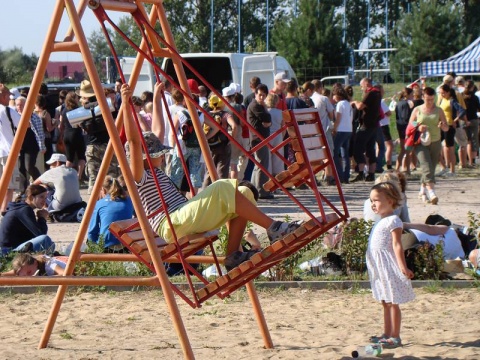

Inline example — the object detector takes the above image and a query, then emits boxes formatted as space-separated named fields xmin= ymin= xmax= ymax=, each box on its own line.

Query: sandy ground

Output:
xmin=0 ymin=288 xmax=479 ymax=359
xmin=2 ymin=171 xmax=480 ymax=359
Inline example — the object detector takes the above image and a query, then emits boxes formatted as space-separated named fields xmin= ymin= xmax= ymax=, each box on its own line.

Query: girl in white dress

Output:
xmin=366 ymin=181 xmax=415 ymax=349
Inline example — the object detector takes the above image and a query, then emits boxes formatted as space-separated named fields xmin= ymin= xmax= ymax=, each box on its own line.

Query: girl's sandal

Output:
xmin=379 ymin=337 xmax=402 ymax=349
xmin=369 ymin=334 xmax=387 ymax=344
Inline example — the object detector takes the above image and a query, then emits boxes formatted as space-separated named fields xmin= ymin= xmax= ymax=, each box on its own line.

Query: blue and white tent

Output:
xmin=420 ymin=37 xmax=480 ymax=76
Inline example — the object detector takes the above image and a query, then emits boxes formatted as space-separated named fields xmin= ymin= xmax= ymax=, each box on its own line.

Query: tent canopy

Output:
xmin=420 ymin=37 xmax=480 ymax=77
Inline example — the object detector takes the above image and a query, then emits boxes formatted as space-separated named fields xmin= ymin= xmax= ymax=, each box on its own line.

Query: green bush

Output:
xmin=407 ymin=241 xmax=444 ymax=280
xmin=340 ymin=219 xmax=373 ymax=274
xmin=75 ymin=240 xmax=152 ymax=277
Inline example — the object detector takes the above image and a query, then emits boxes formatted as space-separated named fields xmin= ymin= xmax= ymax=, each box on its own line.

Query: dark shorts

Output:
xmin=443 ymin=126 xmax=456 ymax=148
xmin=381 ymin=125 xmax=392 ymax=141
xmin=396 ymin=124 xmax=408 ymax=140
xmin=64 ymin=128 xmax=87 ymax=162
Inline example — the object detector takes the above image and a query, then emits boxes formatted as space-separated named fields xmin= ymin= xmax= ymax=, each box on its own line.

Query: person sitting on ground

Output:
xmin=0 ymin=253 xmax=67 ymax=276
xmin=121 ymin=83 xmax=301 ymax=271
xmin=363 ymin=171 xmax=410 ymax=223
xmin=33 ymin=153 xmax=83 ymax=215
xmin=87 ymin=175 xmax=134 ymax=253
xmin=0 ymin=185 xmax=55 ymax=255
xmin=402 ymin=221 xmax=465 ymax=260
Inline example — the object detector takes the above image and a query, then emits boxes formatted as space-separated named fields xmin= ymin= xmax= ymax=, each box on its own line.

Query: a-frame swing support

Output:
xmin=0 ymin=0 xmax=274 ymax=358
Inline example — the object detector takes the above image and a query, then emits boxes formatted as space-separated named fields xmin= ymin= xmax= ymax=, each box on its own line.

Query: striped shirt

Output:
xmin=136 ymin=167 xmax=187 ymax=233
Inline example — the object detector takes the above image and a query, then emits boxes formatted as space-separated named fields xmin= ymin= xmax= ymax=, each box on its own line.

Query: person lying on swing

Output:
xmin=121 ymin=83 xmax=301 ymax=270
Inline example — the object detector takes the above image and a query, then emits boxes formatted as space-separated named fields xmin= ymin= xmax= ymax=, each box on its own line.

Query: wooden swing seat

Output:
xmin=109 ymin=218 xmax=219 ymax=267
xmin=110 ymin=212 xmax=341 ymax=304
xmin=263 ymin=109 xmax=329 ymax=192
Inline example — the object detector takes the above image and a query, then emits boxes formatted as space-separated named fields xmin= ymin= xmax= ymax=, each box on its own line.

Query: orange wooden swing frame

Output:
xmin=0 ymin=1 xmax=349 ymax=358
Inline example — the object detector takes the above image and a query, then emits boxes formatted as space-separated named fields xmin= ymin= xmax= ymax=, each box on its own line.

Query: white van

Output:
xmin=112 ymin=53 xmax=296 ymax=96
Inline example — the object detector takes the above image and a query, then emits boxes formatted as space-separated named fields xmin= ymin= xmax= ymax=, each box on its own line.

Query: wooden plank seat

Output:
xmin=195 ymin=213 xmax=341 ymax=303
xmin=263 ymin=110 xmax=329 ymax=192
xmin=109 ymin=218 xmax=219 ymax=270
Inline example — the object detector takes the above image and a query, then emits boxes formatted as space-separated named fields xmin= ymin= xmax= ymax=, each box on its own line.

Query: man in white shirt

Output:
xmin=0 ymin=84 xmax=21 ymax=213
xmin=311 ymin=79 xmax=335 ymax=184
xmin=33 ymin=153 xmax=83 ymax=213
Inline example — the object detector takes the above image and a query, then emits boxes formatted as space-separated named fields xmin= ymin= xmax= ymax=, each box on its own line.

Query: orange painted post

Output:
xmin=153 ymin=1 xmax=273 ymax=350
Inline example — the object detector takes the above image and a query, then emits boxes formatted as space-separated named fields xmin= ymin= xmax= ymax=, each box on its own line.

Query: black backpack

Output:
xmin=180 ymin=110 xmax=200 ymax=148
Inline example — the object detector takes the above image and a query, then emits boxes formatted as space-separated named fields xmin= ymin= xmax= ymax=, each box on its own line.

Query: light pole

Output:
xmin=366 ymin=0 xmax=371 ymax=69
xmin=210 ymin=0 xmax=214 ymax=52
xmin=385 ymin=0 xmax=389 ymax=66
xmin=342 ymin=0 xmax=346 ymax=44
xmin=238 ymin=0 xmax=241 ymax=53
xmin=266 ymin=0 xmax=270 ymax=51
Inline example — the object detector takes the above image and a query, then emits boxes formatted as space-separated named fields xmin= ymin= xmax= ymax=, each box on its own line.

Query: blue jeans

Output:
xmin=333 ymin=132 xmax=352 ymax=183
xmin=1 ymin=235 xmax=55 ymax=255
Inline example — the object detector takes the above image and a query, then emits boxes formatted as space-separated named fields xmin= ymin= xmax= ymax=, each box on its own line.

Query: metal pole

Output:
xmin=342 ymin=0 xmax=346 ymax=44
xmin=367 ymin=0 xmax=371 ymax=68
xmin=238 ymin=0 xmax=241 ymax=52
xmin=266 ymin=0 xmax=269 ymax=51
xmin=385 ymin=0 xmax=388 ymax=66
xmin=210 ymin=0 xmax=214 ymax=52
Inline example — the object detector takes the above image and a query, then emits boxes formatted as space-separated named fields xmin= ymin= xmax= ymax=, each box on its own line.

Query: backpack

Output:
xmin=205 ymin=111 xmax=229 ymax=147
xmin=51 ymin=201 xmax=87 ymax=223
xmin=180 ymin=110 xmax=200 ymax=148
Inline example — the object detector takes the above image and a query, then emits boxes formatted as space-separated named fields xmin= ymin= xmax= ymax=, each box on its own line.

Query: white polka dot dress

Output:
xmin=366 ymin=215 xmax=415 ymax=304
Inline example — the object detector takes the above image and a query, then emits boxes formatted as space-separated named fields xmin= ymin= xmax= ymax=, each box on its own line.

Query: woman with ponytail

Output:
xmin=87 ymin=175 xmax=134 ymax=252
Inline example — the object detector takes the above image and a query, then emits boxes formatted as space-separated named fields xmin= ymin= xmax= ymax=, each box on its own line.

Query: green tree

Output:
xmin=272 ymin=0 xmax=348 ymax=81
xmin=0 ymin=48 xmax=38 ymax=84
xmin=389 ymin=0 xmax=466 ymax=78
xmin=163 ymin=0 xmax=281 ymax=53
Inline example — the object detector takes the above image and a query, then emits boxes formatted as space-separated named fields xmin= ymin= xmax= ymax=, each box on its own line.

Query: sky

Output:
xmin=1 ymin=1 xmax=124 ymax=61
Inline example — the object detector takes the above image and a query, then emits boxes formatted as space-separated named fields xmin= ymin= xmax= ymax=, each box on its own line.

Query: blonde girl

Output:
xmin=366 ymin=181 xmax=415 ymax=348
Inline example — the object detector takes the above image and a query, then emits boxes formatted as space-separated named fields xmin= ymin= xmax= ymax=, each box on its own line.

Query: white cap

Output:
xmin=274 ymin=72 xmax=290 ymax=83
xmin=9 ymin=88 xmax=20 ymax=100
xmin=222 ymin=86 xmax=235 ymax=97
xmin=46 ymin=153 xmax=67 ymax=164
xmin=230 ymin=83 xmax=242 ymax=94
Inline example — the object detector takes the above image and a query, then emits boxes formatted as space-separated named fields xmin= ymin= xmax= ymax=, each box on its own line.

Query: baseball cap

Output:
xmin=222 ymin=86 xmax=235 ymax=97
xmin=187 ymin=79 xmax=200 ymax=94
xmin=9 ymin=88 xmax=20 ymax=100
xmin=443 ymin=75 xmax=454 ymax=84
xmin=46 ymin=153 xmax=67 ymax=164
xmin=274 ymin=72 xmax=290 ymax=83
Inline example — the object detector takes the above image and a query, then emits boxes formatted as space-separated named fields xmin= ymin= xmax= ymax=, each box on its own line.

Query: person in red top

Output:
xmin=270 ymin=72 xmax=290 ymax=111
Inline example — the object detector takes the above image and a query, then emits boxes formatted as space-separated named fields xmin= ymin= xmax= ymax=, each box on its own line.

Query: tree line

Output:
xmin=1 ymin=0 xmax=479 ymax=85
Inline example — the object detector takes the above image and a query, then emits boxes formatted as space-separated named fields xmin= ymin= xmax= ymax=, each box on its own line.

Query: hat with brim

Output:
xmin=401 ymin=230 xmax=420 ymax=250
xmin=124 ymin=131 xmax=172 ymax=160
xmin=75 ymin=80 xmax=96 ymax=98
xmin=46 ymin=153 xmax=67 ymax=164
xmin=274 ymin=72 xmax=291 ymax=83
xmin=222 ymin=86 xmax=235 ymax=97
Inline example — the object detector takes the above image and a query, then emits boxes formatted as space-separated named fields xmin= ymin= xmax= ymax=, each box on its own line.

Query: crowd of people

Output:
xmin=0 ymin=70 xmax=479 ymax=274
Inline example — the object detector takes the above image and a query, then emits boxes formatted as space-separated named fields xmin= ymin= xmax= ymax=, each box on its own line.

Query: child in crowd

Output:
xmin=121 ymin=83 xmax=300 ymax=271
xmin=0 ymin=253 xmax=67 ymax=276
xmin=366 ymin=181 xmax=415 ymax=348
